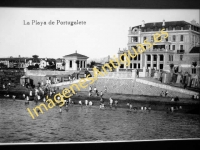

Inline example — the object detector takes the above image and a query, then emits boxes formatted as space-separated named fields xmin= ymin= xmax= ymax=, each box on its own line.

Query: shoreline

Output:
xmin=1 ymin=90 xmax=200 ymax=114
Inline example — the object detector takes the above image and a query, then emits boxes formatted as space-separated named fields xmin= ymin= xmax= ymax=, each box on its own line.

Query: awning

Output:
xmin=189 ymin=46 xmax=200 ymax=53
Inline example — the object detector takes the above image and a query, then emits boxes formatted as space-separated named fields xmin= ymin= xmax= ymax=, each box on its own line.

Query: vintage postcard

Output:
xmin=0 ymin=8 xmax=200 ymax=144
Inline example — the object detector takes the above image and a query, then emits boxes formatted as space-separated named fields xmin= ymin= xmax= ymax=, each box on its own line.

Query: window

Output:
xmin=165 ymin=37 xmax=168 ymax=41
xmin=134 ymin=55 xmax=137 ymax=60
xmin=180 ymin=35 xmax=184 ymax=41
xmin=130 ymin=63 xmax=132 ymax=68
xmin=172 ymin=35 xmax=176 ymax=42
xmin=147 ymin=55 xmax=151 ymax=61
xmin=153 ymin=55 xmax=157 ymax=61
xmin=192 ymin=68 xmax=196 ymax=74
xmin=131 ymin=37 xmax=138 ymax=42
xmin=160 ymin=64 xmax=163 ymax=69
xmin=134 ymin=63 xmax=137 ymax=68
xmin=183 ymin=25 xmax=190 ymax=30
xmin=130 ymin=56 xmax=132 ymax=60
xmin=69 ymin=60 xmax=72 ymax=68
xmin=180 ymin=55 xmax=183 ymax=61
xmin=169 ymin=55 xmax=173 ymax=61
xmin=120 ymin=64 xmax=124 ymax=68
xmin=138 ymin=54 xmax=140 ymax=60
xmin=169 ymin=26 xmax=173 ymax=30
xmin=180 ymin=45 xmax=183 ymax=50
xmin=176 ymin=26 xmax=181 ymax=30
xmin=151 ymin=36 xmax=154 ymax=42
xmin=143 ymin=36 xmax=146 ymax=42
xmin=153 ymin=64 xmax=157 ymax=68
xmin=158 ymin=36 xmax=161 ymax=41
xmin=172 ymin=45 xmax=175 ymax=50
xmin=138 ymin=63 xmax=140 ymax=69
xmin=147 ymin=64 xmax=151 ymax=68
xmin=169 ymin=45 xmax=171 ymax=50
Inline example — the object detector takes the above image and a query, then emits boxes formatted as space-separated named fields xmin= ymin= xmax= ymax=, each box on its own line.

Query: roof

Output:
xmin=132 ymin=20 xmax=199 ymax=29
xmin=63 ymin=52 xmax=89 ymax=58
xmin=189 ymin=46 xmax=200 ymax=53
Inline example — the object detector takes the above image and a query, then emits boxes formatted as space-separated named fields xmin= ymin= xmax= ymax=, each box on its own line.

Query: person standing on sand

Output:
xmin=109 ymin=97 xmax=113 ymax=108
xmin=100 ymin=91 xmax=103 ymax=98
xmin=94 ymin=87 xmax=97 ymax=94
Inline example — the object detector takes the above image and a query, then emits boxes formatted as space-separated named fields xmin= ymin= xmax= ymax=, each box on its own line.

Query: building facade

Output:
xmin=63 ymin=51 xmax=89 ymax=71
xmin=118 ymin=20 xmax=200 ymax=75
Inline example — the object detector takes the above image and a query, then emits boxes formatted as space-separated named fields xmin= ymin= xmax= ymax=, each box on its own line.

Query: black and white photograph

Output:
xmin=0 ymin=7 xmax=200 ymax=144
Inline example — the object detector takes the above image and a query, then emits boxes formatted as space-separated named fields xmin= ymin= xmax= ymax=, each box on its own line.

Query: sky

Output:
xmin=0 ymin=8 xmax=199 ymax=61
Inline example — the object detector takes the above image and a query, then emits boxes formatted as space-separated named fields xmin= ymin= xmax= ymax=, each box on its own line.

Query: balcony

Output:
xmin=177 ymin=50 xmax=185 ymax=54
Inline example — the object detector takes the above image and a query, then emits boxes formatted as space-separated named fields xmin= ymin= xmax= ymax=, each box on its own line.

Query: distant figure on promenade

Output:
xmin=22 ymin=94 xmax=26 ymax=99
xmin=78 ymin=100 xmax=82 ymax=106
xmin=8 ymin=82 xmax=11 ymax=88
xmin=109 ymin=97 xmax=113 ymax=108
xmin=3 ymin=84 xmax=5 ymax=89
xmin=164 ymin=90 xmax=168 ymax=97
xmin=100 ymin=97 xmax=104 ymax=109
xmin=85 ymin=99 xmax=88 ymax=106
xmin=89 ymin=91 xmax=92 ymax=97
xmin=34 ymin=95 xmax=38 ymax=104
xmin=136 ymin=69 xmax=139 ymax=78
xmin=174 ymin=96 xmax=179 ymax=102
xmin=89 ymin=86 xmax=92 ymax=93
xmin=94 ymin=87 xmax=97 ymax=94
xmin=104 ymin=86 xmax=107 ymax=93
xmin=29 ymin=90 xmax=32 ymax=97
xmin=25 ymin=96 xmax=29 ymax=105
xmin=127 ymin=103 xmax=133 ymax=110
xmin=100 ymin=91 xmax=103 ymax=98
xmin=89 ymin=101 xmax=93 ymax=106
xmin=159 ymin=72 xmax=163 ymax=83
xmin=12 ymin=95 xmax=16 ymax=101
xmin=59 ymin=106 xmax=62 ymax=113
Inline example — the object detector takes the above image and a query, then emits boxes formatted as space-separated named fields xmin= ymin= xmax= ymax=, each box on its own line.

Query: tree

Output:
xmin=90 ymin=61 xmax=96 ymax=68
xmin=35 ymin=64 xmax=39 ymax=68
xmin=62 ymin=60 xmax=65 ymax=66
xmin=0 ymin=63 xmax=7 ymax=68
xmin=32 ymin=55 xmax=39 ymax=59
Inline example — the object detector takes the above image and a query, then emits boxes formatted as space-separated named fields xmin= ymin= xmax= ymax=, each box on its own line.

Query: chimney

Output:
xmin=162 ymin=20 xmax=165 ymax=26
xmin=142 ymin=20 xmax=145 ymax=27
xmin=19 ymin=55 xmax=20 ymax=58
xmin=75 ymin=50 xmax=77 ymax=53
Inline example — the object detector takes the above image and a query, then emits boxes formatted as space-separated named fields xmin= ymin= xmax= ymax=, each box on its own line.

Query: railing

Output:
xmin=118 ymin=68 xmax=133 ymax=72
xmin=177 ymin=50 xmax=185 ymax=54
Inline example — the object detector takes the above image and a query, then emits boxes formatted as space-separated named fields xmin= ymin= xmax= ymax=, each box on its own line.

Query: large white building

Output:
xmin=118 ymin=20 xmax=200 ymax=75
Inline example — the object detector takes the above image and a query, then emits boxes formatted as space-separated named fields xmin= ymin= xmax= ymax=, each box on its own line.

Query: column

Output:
xmin=157 ymin=54 xmax=160 ymax=70
xmin=145 ymin=54 xmax=147 ymax=69
xmin=150 ymin=54 xmax=153 ymax=69
xmin=140 ymin=54 xmax=143 ymax=69
xmin=80 ymin=60 xmax=82 ymax=68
